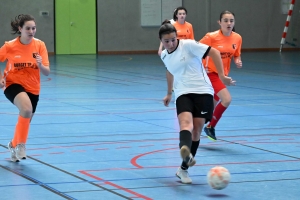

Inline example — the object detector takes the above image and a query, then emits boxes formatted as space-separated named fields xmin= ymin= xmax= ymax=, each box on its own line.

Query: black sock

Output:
xmin=179 ymin=130 xmax=192 ymax=170
xmin=181 ymin=140 xmax=200 ymax=170
xmin=179 ymin=130 xmax=192 ymax=149
xmin=191 ymin=140 xmax=200 ymax=157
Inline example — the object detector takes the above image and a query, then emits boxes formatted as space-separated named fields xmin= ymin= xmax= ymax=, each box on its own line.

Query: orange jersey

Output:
xmin=0 ymin=37 xmax=49 ymax=95
xmin=200 ymin=30 xmax=242 ymax=75
xmin=173 ymin=21 xmax=194 ymax=40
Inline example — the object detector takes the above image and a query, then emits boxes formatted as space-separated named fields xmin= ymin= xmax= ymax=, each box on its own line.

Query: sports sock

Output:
xmin=208 ymin=103 xmax=227 ymax=127
xmin=179 ymin=130 xmax=192 ymax=149
xmin=181 ymin=140 xmax=200 ymax=170
xmin=12 ymin=115 xmax=30 ymax=147
xmin=179 ymin=130 xmax=192 ymax=170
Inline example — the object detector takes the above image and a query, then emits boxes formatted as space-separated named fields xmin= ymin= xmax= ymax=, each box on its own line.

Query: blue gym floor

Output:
xmin=0 ymin=51 xmax=299 ymax=199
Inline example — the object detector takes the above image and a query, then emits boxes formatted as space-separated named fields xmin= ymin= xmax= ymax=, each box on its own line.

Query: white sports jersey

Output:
xmin=170 ymin=19 xmax=175 ymax=24
xmin=160 ymin=39 xmax=213 ymax=100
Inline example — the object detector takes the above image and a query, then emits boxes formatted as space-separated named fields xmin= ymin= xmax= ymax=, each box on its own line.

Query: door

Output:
xmin=55 ymin=0 xmax=97 ymax=54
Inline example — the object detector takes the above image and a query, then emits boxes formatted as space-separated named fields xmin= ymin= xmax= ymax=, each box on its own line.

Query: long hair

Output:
xmin=11 ymin=14 xmax=35 ymax=34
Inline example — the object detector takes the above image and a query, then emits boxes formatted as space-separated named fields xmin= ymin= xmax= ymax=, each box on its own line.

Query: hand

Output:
xmin=219 ymin=75 xmax=236 ymax=86
xmin=163 ymin=94 xmax=172 ymax=106
xmin=0 ymin=78 xmax=6 ymax=88
xmin=158 ymin=49 xmax=162 ymax=56
xmin=35 ymin=54 xmax=43 ymax=67
xmin=235 ymin=58 xmax=242 ymax=68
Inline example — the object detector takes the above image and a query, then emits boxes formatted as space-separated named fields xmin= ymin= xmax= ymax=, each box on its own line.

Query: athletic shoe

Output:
xmin=180 ymin=145 xmax=196 ymax=167
xmin=204 ymin=126 xmax=217 ymax=141
xmin=176 ymin=167 xmax=192 ymax=184
xmin=8 ymin=141 xmax=19 ymax=162
xmin=15 ymin=143 xmax=26 ymax=160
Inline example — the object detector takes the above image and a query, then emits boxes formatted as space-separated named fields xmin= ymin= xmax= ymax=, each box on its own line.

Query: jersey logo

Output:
xmin=232 ymin=44 xmax=236 ymax=49
xmin=14 ymin=55 xmax=21 ymax=58
xmin=180 ymin=56 xmax=185 ymax=62
xmin=162 ymin=54 xmax=166 ymax=60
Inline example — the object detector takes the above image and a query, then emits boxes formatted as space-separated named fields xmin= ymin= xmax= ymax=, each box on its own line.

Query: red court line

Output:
xmin=131 ymin=148 xmax=176 ymax=168
xmin=72 ymin=150 xmax=86 ymax=152
xmin=138 ymin=145 xmax=154 ymax=148
xmin=79 ymin=170 xmax=152 ymax=200
xmin=116 ymin=147 xmax=131 ymax=149
xmin=41 ymin=78 xmax=52 ymax=82
xmin=255 ymin=139 xmax=271 ymax=141
xmin=0 ymin=139 xmax=298 ymax=157
xmin=279 ymin=138 xmax=294 ymax=140
xmin=49 ymin=152 xmax=64 ymax=154
xmin=94 ymin=148 xmax=109 ymax=151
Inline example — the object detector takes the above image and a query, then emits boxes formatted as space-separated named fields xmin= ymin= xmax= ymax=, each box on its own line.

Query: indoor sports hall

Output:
xmin=0 ymin=0 xmax=299 ymax=199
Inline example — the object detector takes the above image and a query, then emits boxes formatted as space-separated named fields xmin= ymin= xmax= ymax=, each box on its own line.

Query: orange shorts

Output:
xmin=207 ymin=72 xmax=226 ymax=101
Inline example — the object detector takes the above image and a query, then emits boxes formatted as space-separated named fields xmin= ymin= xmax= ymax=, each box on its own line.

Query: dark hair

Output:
xmin=159 ymin=20 xmax=177 ymax=39
xmin=219 ymin=10 xmax=235 ymax=32
xmin=11 ymin=14 xmax=35 ymax=35
xmin=173 ymin=7 xmax=187 ymax=21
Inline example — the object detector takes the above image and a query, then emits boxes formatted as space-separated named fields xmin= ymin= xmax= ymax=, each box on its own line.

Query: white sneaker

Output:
xmin=176 ymin=167 xmax=192 ymax=184
xmin=8 ymin=142 xmax=20 ymax=162
xmin=180 ymin=145 xmax=196 ymax=167
xmin=15 ymin=143 xmax=26 ymax=160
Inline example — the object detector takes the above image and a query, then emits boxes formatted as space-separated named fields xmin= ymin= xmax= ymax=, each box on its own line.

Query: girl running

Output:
xmin=200 ymin=10 xmax=242 ymax=141
xmin=0 ymin=14 xmax=50 ymax=162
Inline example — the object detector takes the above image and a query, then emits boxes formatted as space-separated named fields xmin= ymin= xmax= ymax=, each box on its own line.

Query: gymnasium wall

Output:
xmin=0 ymin=0 xmax=298 ymax=54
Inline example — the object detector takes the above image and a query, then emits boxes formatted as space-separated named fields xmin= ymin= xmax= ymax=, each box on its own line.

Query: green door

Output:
xmin=55 ymin=0 xmax=96 ymax=54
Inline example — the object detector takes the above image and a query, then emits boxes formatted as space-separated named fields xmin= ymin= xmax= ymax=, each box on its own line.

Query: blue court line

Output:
xmin=235 ymin=85 xmax=300 ymax=95
xmin=0 ymin=164 xmax=76 ymax=200
xmin=73 ymin=169 xmax=300 ymax=183
xmin=1 ymin=169 xmax=299 ymax=189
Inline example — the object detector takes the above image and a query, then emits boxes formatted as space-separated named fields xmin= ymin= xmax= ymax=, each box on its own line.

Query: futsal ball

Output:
xmin=207 ymin=166 xmax=231 ymax=190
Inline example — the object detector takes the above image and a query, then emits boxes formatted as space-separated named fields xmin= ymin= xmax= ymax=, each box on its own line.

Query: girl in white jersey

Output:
xmin=158 ymin=8 xmax=177 ymax=56
xmin=159 ymin=20 xmax=234 ymax=184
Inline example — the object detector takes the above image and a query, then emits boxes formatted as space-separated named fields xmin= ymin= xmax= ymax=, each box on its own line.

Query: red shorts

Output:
xmin=207 ymin=72 xmax=226 ymax=101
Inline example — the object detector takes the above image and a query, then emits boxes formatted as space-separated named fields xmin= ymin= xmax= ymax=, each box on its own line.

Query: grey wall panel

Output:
xmin=0 ymin=0 xmax=54 ymax=52
xmin=0 ymin=0 xmax=298 ymax=53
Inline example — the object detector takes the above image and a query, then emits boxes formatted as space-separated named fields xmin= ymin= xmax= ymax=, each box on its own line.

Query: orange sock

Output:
xmin=12 ymin=115 xmax=31 ymax=147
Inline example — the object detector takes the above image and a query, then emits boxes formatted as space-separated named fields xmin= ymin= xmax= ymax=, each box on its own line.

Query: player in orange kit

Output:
xmin=158 ymin=7 xmax=194 ymax=56
xmin=199 ymin=10 xmax=242 ymax=141
xmin=0 ymin=14 xmax=50 ymax=162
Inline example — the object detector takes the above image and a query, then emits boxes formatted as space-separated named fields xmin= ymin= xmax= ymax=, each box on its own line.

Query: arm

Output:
xmin=234 ymin=36 xmax=242 ymax=68
xmin=190 ymin=24 xmax=195 ymax=40
xmin=158 ymin=42 xmax=164 ymax=56
xmin=0 ymin=70 xmax=5 ymax=88
xmin=234 ymin=56 xmax=242 ymax=68
xmin=36 ymin=54 xmax=50 ymax=76
xmin=37 ymin=42 xmax=50 ymax=76
xmin=163 ymin=70 xmax=174 ymax=106
xmin=0 ymin=44 xmax=6 ymax=88
xmin=208 ymin=47 xmax=235 ymax=86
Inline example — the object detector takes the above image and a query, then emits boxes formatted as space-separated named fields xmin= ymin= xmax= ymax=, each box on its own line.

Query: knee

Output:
xmin=221 ymin=95 xmax=232 ymax=107
xmin=19 ymin=105 xmax=32 ymax=118
xmin=179 ymin=120 xmax=193 ymax=132
xmin=192 ymin=129 xmax=201 ymax=140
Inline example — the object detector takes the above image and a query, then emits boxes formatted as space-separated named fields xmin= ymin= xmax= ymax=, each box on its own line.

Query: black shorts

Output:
xmin=176 ymin=93 xmax=214 ymax=122
xmin=4 ymin=84 xmax=39 ymax=113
